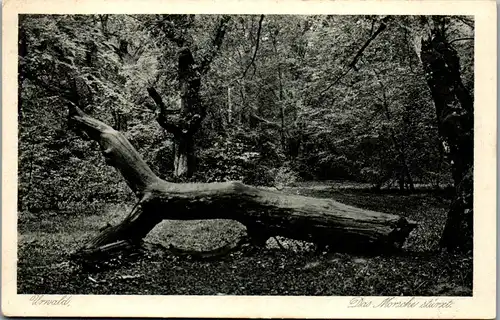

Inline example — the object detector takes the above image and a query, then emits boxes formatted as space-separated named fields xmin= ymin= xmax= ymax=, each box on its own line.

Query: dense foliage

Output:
xmin=18 ymin=15 xmax=473 ymax=213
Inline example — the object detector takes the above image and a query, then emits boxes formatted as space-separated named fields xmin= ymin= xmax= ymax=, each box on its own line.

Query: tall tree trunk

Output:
xmin=401 ymin=105 xmax=415 ymax=192
xmin=373 ymin=70 xmax=415 ymax=193
xmin=270 ymin=29 xmax=287 ymax=152
xmin=149 ymin=15 xmax=231 ymax=179
xmin=147 ymin=48 xmax=202 ymax=180
xmin=175 ymin=47 xmax=202 ymax=178
xmin=418 ymin=16 xmax=473 ymax=251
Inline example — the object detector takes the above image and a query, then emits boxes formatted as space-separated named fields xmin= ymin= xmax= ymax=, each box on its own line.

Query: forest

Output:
xmin=18 ymin=14 xmax=473 ymax=296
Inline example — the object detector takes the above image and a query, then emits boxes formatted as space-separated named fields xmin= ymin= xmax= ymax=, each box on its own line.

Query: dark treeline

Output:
xmin=18 ymin=15 xmax=473 ymax=250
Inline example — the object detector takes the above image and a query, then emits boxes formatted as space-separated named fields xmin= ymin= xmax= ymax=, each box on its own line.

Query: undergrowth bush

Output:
xmin=270 ymin=165 xmax=300 ymax=188
xmin=194 ymin=127 xmax=282 ymax=186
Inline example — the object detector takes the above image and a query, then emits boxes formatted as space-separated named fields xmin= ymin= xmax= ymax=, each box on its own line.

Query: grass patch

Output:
xmin=17 ymin=184 xmax=472 ymax=296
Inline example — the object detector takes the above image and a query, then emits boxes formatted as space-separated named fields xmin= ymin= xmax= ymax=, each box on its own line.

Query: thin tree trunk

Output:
xmin=276 ymin=46 xmax=286 ymax=152
xmin=227 ymin=86 xmax=232 ymax=125
xmin=405 ymin=165 xmax=415 ymax=192
xmin=399 ymin=149 xmax=414 ymax=192
xmin=398 ymin=168 xmax=405 ymax=191
xmin=18 ymin=21 xmax=27 ymax=122
xmin=373 ymin=71 xmax=415 ymax=193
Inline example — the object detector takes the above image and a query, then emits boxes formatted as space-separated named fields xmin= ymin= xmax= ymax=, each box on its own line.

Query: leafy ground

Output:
xmin=17 ymin=182 xmax=472 ymax=296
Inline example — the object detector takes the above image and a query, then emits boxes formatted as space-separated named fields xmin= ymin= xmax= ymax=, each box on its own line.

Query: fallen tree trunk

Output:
xmin=68 ymin=104 xmax=417 ymax=257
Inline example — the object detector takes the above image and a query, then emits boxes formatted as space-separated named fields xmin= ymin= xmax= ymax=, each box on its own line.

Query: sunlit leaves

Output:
xmin=18 ymin=14 xmax=471 ymax=212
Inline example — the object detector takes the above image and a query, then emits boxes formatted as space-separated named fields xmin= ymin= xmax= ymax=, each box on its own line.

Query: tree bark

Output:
xmin=172 ymin=47 xmax=201 ymax=178
xmin=173 ymin=135 xmax=193 ymax=178
xmin=417 ymin=16 xmax=473 ymax=251
xmin=68 ymin=105 xmax=417 ymax=257
xmin=150 ymin=15 xmax=231 ymax=179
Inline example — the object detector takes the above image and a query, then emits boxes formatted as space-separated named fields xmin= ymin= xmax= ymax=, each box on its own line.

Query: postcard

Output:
xmin=2 ymin=0 xmax=496 ymax=318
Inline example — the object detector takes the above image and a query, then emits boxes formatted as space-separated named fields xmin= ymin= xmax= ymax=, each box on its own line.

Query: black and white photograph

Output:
xmin=2 ymin=0 xmax=496 ymax=318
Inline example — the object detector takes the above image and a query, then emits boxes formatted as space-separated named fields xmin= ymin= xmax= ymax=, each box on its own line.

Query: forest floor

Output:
xmin=17 ymin=182 xmax=472 ymax=296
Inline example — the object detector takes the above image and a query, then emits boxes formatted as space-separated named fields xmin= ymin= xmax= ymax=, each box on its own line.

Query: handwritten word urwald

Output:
xmin=30 ymin=295 xmax=72 ymax=306
xmin=348 ymin=297 xmax=454 ymax=309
